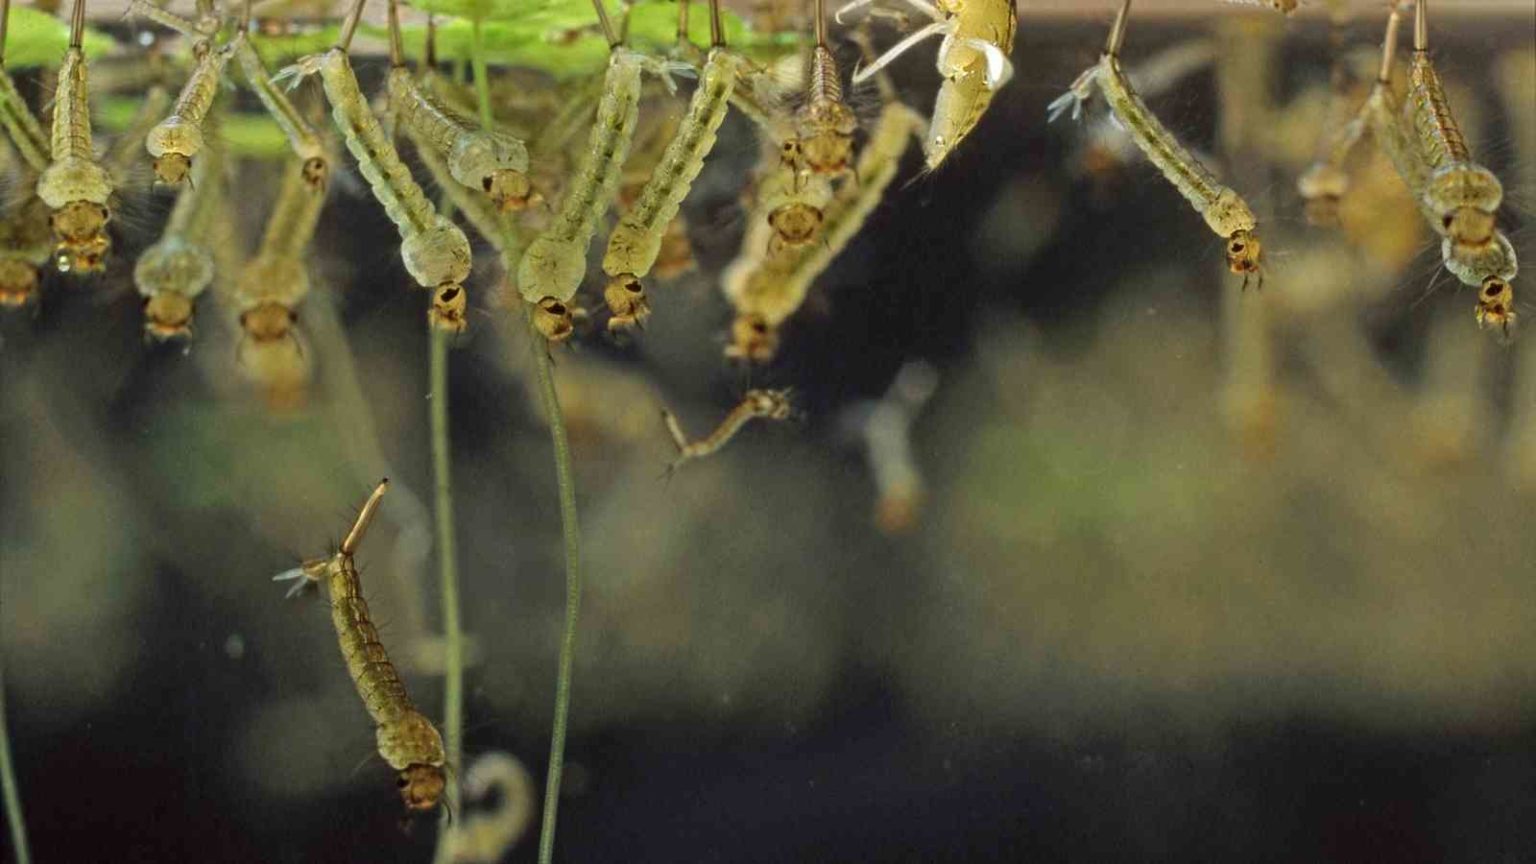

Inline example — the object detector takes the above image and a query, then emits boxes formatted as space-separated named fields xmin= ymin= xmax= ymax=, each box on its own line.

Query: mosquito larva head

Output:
xmin=429 ymin=284 xmax=469 ymax=335
xmin=1475 ymin=277 xmax=1516 ymax=336
xmin=144 ymin=292 xmax=195 ymax=341
xmin=240 ymin=302 xmax=298 ymax=343
xmin=533 ymin=297 xmax=575 ymax=343
xmin=768 ymin=203 xmax=824 ymax=249
xmin=301 ymin=157 xmax=329 ymax=192
xmin=153 ymin=152 xmax=193 ymax=186
xmin=1225 ymin=230 xmax=1262 ymax=276
xmin=603 ymin=275 xmax=650 ymax=333
xmin=0 ymin=259 xmax=39 ymax=308
xmin=485 ymin=169 xmax=535 ymax=212
xmin=746 ymin=388 xmax=794 ymax=420
xmin=397 ymin=764 xmax=447 ymax=812
xmin=724 ymin=313 xmax=779 ymax=364
xmin=799 ymin=101 xmax=859 ymax=175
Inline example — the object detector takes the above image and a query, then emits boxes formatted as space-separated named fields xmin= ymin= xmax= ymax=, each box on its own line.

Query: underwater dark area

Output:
xmin=2 ymin=1 xmax=1536 ymax=862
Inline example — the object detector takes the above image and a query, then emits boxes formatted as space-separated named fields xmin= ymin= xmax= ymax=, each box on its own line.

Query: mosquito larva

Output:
xmin=1404 ymin=0 xmax=1504 ymax=253
xmin=0 ymin=0 xmax=49 ymax=174
xmin=843 ymin=0 xmax=1016 ymax=170
xmin=36 ymin=0 xmax=114 ymax=274
xmin=0 ymin=196 xmax=51 ymax=308
xmin=272 ymin=480 xmax=447 ymax=813
xmin=232 ymin=0 xmax=327 ymax=190
xmin=135 ymin=137 xmax=222 ymax=340
xmin=236 ymin=155 xmax=328 ymax=350
xmin=848 ymin=360 xmax=937 ymax=534
xmin=1048 ymin=0 xmax=1262 ymax=287
xmin=794 ymin=0 xmax=858 ymax=176
xmin=517 ymin=1 xmax=667 ymax=339
xmin=1078 ymin=39 xmax=1216 ymax=181
xmin=276 ymin=0 xmax=471 ymax=334
xmin=144 ymin=12 xmax=234 ymax=186
xmin=724 ymin=99 xmax=923 ymax=362
xmin=661 ymin=389 xmax=795 ymax=472
xmin=600 ymin=0 xmax=740 ymax=331
xmin=1296 ymin=2 xmax=1362 ymax=225
xmin=440 ymin=752 xmax=536 ymax=864
xmin=384 ymin=0 xmax=532 ymax=212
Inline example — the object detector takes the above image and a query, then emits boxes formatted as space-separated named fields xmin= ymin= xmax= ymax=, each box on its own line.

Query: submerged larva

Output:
xmin=232 ymin=0 xmax=328 ymax=191
xmin=1048 ymin=0 xmax=1261 ymax=286
xmin=661 ymin=389 xmax=795 ymax=473
xmin=141 ymin=0 xmax=233 ymax=186
xmin=235 ymin=155 xmax=329 ymax=352
xmin=517 ymin=4 xmax=670 ymax=332
xmin=724 ymin=98 xmax=922 ymax=362
xmin=135 ymin=137 xmax=223 ymax=341
xmin=385 ymin=0 xmax=533 ymax=211
xmin=273 ymin=480 xmax=447 ymax=813
xmin=0 ymin=195 xmax=51 ymax=309
xmin=1404 ymin=0 xmax=1504 ymax=253
xmin=276 ymin=0 xmax=472 ymax=334
xmin=844 ymin=0 xmax=1016 ymax=170
xmin=601 ymin=0 xmax=741 ymax=331
xmin=35 ymin=0 xmax=115 ymax=274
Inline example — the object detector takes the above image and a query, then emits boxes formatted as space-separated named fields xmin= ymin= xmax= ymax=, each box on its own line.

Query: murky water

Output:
xmin=2 ymin=3 xmax=1534 ymax=862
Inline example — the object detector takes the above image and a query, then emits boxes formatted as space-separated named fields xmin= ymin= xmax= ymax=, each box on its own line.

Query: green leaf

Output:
xmin=4 ymin=7 xmax=114 ymax=68
xmin=372 ymin=0 xmax=798 ymax=78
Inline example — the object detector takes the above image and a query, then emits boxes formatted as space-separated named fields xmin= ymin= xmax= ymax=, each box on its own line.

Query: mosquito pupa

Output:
xmin=232 ymin=1 xmax=328 ymax=190
xmin=1404 ymin=0 xmax=1504 ymax=254
xmin=0 ymin=0 xmax=50 ymax=174
xmin=35 ymin=0 xmax=115 ymax=274
xmin=143 ymin=5 xmax=234 ymax=186
xmin=843 ymin=0 xmax=1015 ymax=170
xmin=1048 ymin=0 xmax=1262 ymax=287
xmin=275 ymin=0 xmax=472 ymax=335
xmin=134 ymin=133 xmax=223 ymax=340
xmin=661 ymin=389 xmax=795 ymax=472
xmin=600 ymin=0 xmax=741 ymax=331
xmin=384 ymin=0 xmax=532 ymax=212
xmin=516 ymin=0 xmax=672 ymax=330
xmin=724 ymin=99 xmax=923 ymax=362
xmin=273 ymin=480 xmax=447 ymax=813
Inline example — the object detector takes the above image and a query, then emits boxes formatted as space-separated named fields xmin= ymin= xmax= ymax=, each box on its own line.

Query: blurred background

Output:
xmin=2 ymin=1 xmax=1535 ymax=862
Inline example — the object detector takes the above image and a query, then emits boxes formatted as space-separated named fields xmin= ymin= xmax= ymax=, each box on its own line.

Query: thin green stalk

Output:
xmin=428 ymin=328 xmax=464 ymax=837
xmin=470 ymin=18 xmax=493 ymax=130
xmin=530 ymin=307 xmax=582 ymax=864
xmin=0 ymin=658 xmax=31 ymax=864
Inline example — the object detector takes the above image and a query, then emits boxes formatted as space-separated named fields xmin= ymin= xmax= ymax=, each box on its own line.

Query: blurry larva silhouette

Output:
xmin=0 ymin=1 xmax=1533 ymax=864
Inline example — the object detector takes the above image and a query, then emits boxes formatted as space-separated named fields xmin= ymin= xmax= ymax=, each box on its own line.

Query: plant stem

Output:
xmin=530 ymin=307 xmax=582 ymax=864
xmin=429 ymin=327 xmax=464 ymax=835
xmin=470 ymin=17 xmax=493 ymax=129
xmin=0 ymin=657 xmax=31 ymax=864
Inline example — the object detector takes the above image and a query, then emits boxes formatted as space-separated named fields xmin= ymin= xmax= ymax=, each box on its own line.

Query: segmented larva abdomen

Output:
xmin=318 ymin=51 xmax=435 ymax=236
xmin=604 ymin=51 xmax=738 ymax=278
xmin=235 ymin=39 xmax=323 ymax=162
xmin=809 ymin=45 xmax=842 ymax=108
xmin=52 ymin=50 xmax=93 ymax=161
xmin=329 ymin=556 xmax=417 ymax=726
xmin=1407 ymin=55 xmax=1470 ymax=169
xmin=389 ymin=68 xmax=469 ymax=160
xmin=173 ymin=47 xmax=228 ymax=129
xmin=259 ymin=157 xmax=327 ymax=261
xmin=1097 ymin=58 xmax=1254 ymax=237
xmin=518 ymin=49 xmax=645 ymax=303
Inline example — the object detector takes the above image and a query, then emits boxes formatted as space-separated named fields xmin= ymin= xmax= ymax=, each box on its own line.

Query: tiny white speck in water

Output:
xmin=224 ymin=633 xmax=246 ymax=660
